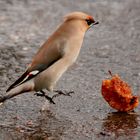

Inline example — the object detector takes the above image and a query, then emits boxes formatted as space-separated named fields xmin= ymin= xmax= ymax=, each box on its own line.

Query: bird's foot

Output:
xmin=52 ymin=90 xmax=74 ymax=99
xmin=34 ymin=91 xmax=55 ymax=104
xmin=44 ymin=95 xmax=55 ymax=104
xmin=34 ymin=92 xmax=45 ymax=97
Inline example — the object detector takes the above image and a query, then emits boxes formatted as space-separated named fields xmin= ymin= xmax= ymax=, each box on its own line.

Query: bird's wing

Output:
xmin=6 ymin=38 xmax=64 ymax=92
xmin=6 ymin=58 xmax=61 ymax=92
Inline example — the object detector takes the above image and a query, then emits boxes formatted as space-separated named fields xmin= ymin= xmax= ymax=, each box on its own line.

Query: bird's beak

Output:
xmin=92 ymin=21 xmax=99 ymax=26
xmin=89 ymin=21 xmax=99 ymax=28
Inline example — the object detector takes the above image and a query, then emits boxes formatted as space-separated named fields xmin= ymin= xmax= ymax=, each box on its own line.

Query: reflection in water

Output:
xmin=101 ymin=112 xmax=138 ymax=138
xmin=0 ymin=110 xmax=71 ymax=140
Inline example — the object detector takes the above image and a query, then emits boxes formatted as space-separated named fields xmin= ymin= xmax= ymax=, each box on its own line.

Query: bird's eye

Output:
xmin=85 ymin=19 xmax=93 ymax=26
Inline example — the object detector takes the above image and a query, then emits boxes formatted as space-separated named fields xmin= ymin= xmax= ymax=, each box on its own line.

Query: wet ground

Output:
xmin=0 ymin=0 xmax=140 ymax=139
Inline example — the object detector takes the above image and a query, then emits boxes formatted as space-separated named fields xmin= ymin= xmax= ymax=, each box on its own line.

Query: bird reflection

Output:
xmin=25 ymin=110 xmax=72 ymax=140
xmin=0 ymin=110 xmax=65 ymax=140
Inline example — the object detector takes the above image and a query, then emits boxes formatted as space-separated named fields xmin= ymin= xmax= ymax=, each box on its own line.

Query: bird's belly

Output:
xmin=34 ymin=69 xmax=55 ymax=92
xmin=34 ymin=63 xmax=66 ymax=92
xmin=34 ymin=55 xmax=73 ymax=92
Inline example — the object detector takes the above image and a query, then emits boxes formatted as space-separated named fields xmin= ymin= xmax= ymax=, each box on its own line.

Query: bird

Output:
xmin=0 ymin=11 xmax=99 ymax=104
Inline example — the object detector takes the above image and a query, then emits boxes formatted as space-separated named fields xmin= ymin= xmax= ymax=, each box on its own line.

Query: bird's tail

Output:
xmin=0 ymin=80 xmax=34 ymax=104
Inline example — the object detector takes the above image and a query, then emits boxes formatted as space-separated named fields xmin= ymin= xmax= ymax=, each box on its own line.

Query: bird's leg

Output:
xmin=52 ymin=90 xmax=74 ymax=99
xmin=41 ymin=90 xmax=55 ymax=104
xmin=34 ymin=90 xmax=55 ymax=104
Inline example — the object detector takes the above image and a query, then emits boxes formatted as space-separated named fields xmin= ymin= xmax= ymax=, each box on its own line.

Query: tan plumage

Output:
xmin=0 ymin=11 xmax=99 ymax=103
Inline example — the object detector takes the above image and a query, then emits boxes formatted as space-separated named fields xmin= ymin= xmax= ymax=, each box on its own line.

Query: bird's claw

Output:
xmin=66 ymin=90 xmax=74 ymax=96
xmin=34 ymin=90 xmax=74 ymax=104
xmin=44 ymin=95 xmax=55 ymax=104
xmin=52 ymin=90 xmax=74 ymax=99
xmin=34 ymin=91 xmax=55 ymax=104
xmin=34 ymin=92 xmax=45 ymax=97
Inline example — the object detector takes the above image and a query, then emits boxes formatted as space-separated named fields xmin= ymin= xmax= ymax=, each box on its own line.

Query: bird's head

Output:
xmin=64 ymin=12 xmax=99 ymax=31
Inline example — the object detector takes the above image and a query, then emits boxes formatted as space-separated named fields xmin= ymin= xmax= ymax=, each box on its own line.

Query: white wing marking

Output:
xmin=17 ymin=70 xmax=39 ymax=86
xmin=30 ymin=70 xmax=39 ymax=75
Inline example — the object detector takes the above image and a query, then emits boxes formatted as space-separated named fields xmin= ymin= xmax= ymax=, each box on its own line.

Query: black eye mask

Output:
xmin=86 ymin=19 xmax=93 ymax=26
xmin=86 ymin=19 xmax=99 ymax=26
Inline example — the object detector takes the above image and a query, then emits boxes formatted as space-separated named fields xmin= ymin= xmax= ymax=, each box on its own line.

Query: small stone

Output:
xmin=22 ymin=47 xmax=29 ymax=51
